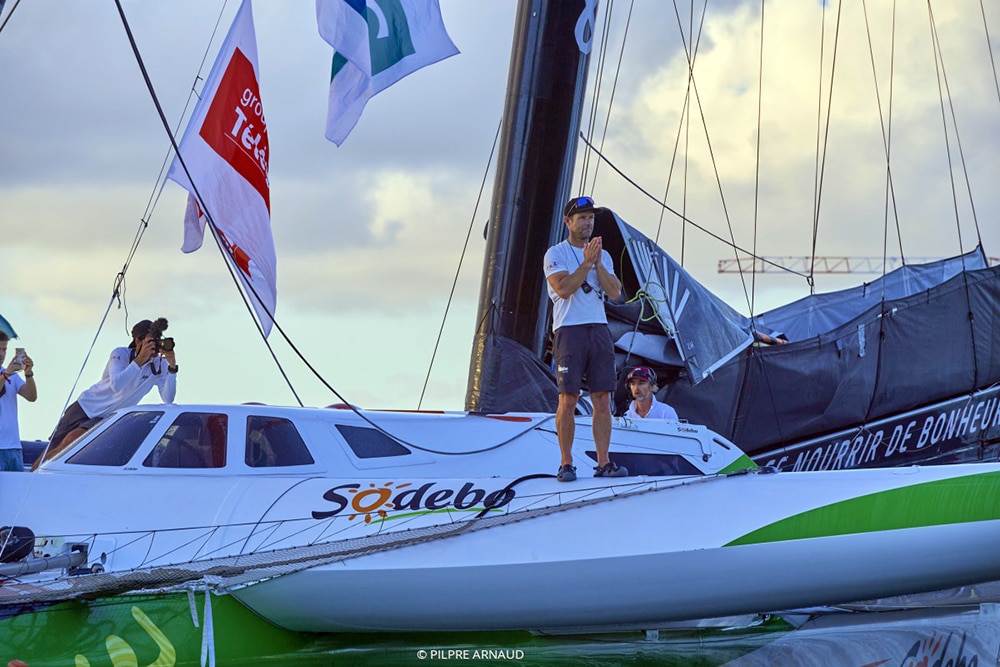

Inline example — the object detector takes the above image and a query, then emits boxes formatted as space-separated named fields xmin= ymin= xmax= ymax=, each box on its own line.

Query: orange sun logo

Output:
xmin=347 ymin=482 xmax=411 ymax=523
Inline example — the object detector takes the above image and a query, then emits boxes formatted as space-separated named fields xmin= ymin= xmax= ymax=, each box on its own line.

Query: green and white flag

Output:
xmin=316 ymin=0 xmax=459 ymax=145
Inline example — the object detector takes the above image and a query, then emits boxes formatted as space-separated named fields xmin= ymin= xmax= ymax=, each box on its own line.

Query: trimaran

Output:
xmin=2 ymin=0 xmax=1000 ymax=664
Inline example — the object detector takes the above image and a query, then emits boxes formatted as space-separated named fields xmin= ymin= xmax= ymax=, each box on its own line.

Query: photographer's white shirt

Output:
xmin=77 ymin=346 xmax=177 ymax=418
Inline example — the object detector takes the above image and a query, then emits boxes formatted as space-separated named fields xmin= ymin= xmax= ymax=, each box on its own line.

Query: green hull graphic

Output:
xmin=0 ymin=592 xmax=308 ymax=667
xmin=0 ymin=590 xmax=789 ymax=666
xmin=728 ymin=470 xmax=1000 ymax=546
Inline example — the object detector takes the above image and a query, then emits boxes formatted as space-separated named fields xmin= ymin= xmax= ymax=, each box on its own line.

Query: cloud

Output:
xmin=583 ymin=0 xmax=999 ymax=284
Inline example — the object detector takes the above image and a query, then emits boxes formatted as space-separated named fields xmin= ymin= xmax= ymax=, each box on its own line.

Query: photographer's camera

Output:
xmin=144 ymin=317 xmax=175 ymax=353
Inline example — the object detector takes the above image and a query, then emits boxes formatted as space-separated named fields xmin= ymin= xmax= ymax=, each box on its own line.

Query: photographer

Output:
xmin=46 ymin=318 xmax=178 ymax=458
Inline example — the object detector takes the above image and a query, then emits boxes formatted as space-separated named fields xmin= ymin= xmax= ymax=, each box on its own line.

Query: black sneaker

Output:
xmin=557 ymin=464 xmax=577 ymax=482
xmin=594 ymin=461 xmax=628 ymax=478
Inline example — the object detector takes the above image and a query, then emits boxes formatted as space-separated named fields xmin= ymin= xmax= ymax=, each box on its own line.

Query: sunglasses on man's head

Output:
xmin=565 ymin=196 xmax=595 ymax=216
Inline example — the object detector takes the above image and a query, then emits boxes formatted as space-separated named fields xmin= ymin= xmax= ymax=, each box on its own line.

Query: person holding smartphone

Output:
xmin=0 ymin=331 xmax=37 ymax=472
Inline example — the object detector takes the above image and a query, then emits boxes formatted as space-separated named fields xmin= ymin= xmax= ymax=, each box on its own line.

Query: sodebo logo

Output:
xmin=311 ymin=481 xmax=517 ymax=523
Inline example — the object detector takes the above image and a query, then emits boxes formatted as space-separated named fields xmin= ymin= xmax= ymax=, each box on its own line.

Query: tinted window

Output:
xmin=143 ymin=413 xmax=228 ymax=469
xmin=335 ymin=424 xmax=411 ymax=459
xmin=246 ymin=416 xmax=315 ymax=467
xmin=587 ymin=450 xmax=703 ymax=476
xmin=66 ymin=412 xmax=163 ymax=466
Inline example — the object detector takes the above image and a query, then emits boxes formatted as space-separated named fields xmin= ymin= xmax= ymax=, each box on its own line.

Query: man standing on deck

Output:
xmin=543 ymin=196 xmax=626 ymax=482
xmin=0 ymin=332 xmax=37 ymax=471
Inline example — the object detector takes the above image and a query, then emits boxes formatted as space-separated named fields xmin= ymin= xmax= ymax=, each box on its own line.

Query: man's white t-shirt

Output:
xmin=0 ymin=368 xmax=25 ymax=450
xmin=626 ymin=396 xmax=679 ymax=421
xmin=543 ymin=240 xmax=614 ymax=331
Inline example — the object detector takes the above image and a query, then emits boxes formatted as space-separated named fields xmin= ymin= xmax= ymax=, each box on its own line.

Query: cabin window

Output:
xmin=335 ymin=424 xmax=411 ymax=459
xmin=245 ymin=416 xmax=315 ymax=467
xmin=65 ymin=411 xmax=163 ymax=466
xmin=587 ymin=451 xmax=703 ymax=477
xmin=142 ymin=413 xmax=228 ymax=469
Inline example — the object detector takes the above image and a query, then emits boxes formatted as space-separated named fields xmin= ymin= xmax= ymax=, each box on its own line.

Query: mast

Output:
xmin=465 ymin=0 xmax=595 ymax=412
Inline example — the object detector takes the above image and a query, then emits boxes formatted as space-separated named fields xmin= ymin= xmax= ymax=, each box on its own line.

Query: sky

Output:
xmin=1 ymin=0 xmax=998 ymax=441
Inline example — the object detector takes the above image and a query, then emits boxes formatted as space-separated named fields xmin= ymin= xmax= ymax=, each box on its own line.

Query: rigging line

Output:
xmin=579 ymin=133 xmax=809 ymax=279
xmin=860 ymin=0 xmax=902 ymax=289
xmin=678 ymin=0 xmax=697 ymax=265
xmin=659 ymin=0 xmax=709 ymax=257
xmin=926 ymin=0 xmax=983 ymax=387
xmin=0 ymin=0 xmax=19 ymax=34
xmin=809 ymin=0 xmax=844 ymax=287
xmin=0 ymin=280 xmax=115 ymax=538
xmin=341 ymin=297 xmax=549 ymax=457
xmin=925 ymin=1 xmax=969 ymax=256
xmin=112 ymin=0 xmax=303 ymax=408
xmin=732 ymin=1 xmax=787 ymax=453
xmin=100 ymin=5 xmax=231 ymax=354
xmin=586 ymin=0 xmax=634 ymax=197
xmin=927 ymin=1 xmax=984 ymax=253
xmin=663 ymin=5 xmax=755 ymax=314
xmin=657 ymin=2 xmax=694 ymax=248
xmin=980 ymin=0 xmax=1000 ymax=105
xmin=886 ymin=0 xmax=904 ymax=263
xmin=858 ymin=0 xmax=893 ymax=429
xmin=139 ymin=1 xmax=232 ymax=228
xmin=579 ymin=0 xmax=615 ymax=193
xmin=234 ymin=476 xmax=320 ymax=560
xmin=807 ymin=1 xmax=826 ymax=292
xmin=749 ymin=0 xmax=765 ymax=319
xmin=417 ymin=117 xmax=502 ymax=410
xmin=107 ymin=3 xmax=231 ymax=371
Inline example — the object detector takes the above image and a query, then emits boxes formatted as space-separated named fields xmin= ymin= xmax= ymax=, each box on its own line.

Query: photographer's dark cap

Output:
xmin=564 ymin=195 xmax=597 ymax=218
xmin=131 ymin=320 xmax=154 ymax=339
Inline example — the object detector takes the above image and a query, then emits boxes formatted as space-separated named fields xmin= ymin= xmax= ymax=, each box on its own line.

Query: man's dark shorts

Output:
xmin=552 ymin=323 xmax=616 ymax=395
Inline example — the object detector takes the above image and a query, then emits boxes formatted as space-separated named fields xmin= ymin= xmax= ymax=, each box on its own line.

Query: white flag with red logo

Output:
xmin=167 ymin=0 xmax=276 ymax=335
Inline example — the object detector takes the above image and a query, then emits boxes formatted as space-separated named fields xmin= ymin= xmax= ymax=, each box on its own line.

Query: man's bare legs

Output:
xmin=556 ymin=392 xmax=579 ymax=466
xmin=590 ymin=390 xmax=612 ymax=467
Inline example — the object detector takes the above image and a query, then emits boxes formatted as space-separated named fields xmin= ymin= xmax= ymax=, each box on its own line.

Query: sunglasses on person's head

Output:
xmin=564 ymin=196 xmax=595 ymax=217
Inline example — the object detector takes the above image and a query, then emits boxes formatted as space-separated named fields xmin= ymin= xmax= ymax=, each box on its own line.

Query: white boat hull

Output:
xmin=235 ymin=467 xmax=1000 ymax=632
xmin=4 ymin=405 xmax=1000 ymax=634
xmin=238 ymin=521 xmax=1000 ymax=632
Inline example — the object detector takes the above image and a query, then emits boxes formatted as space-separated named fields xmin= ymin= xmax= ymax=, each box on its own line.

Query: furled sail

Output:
xmin=608 ymin=210 xmax=755 ymax=384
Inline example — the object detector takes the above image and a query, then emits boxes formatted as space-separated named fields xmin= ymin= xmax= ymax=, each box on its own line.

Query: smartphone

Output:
xmin=13 ymin=348 xmax=25 ymax=366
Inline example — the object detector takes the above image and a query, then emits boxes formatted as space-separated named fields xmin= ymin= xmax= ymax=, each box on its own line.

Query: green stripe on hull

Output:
xmin=719 ymin=454 xmax=758 ymax=474
xmin=727 ymin=470 xmax=1000 ymax=547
